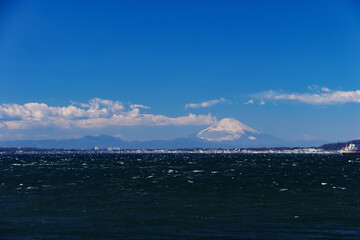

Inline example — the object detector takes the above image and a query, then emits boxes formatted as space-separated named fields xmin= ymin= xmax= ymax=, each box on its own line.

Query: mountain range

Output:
xmin=319 ymin=139 xmax=360 ymax=151
xmin=0 ymin=118 xmax=326 ymax=149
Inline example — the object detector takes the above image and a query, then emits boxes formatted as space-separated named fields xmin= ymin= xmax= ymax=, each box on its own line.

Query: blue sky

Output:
xmin=0 ymin=0 xmax=360 ymax=142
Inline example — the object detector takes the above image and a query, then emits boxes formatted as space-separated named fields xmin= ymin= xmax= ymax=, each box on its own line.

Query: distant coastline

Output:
xmin=0 ymin=146 xmax=339 ymax=155
xmin=0 ymin=136 xmax=357 ymax=154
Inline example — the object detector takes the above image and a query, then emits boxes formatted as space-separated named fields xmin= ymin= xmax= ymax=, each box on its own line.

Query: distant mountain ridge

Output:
xmin=0 ymin=118 xmax=327 ymax=149
xmin=0 ymin=135 xmax=216 ymax=149
xmin=319 ymin=139 xmax=360 ymax=151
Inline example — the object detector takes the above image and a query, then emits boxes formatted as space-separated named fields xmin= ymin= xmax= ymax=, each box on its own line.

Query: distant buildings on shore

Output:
xmin=0 ymin=147 xmax=337 ymax=155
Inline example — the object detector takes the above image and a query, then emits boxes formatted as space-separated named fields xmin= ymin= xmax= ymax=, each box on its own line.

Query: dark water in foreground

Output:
xmin=0 ymin=154 xmax=360 ymax=239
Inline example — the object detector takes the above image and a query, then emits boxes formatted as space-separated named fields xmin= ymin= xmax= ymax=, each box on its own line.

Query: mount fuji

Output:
xmin=193 ymin=118 xmax=283 ymax=147
xmin=197 ymin=118 xmax=260 ymax=141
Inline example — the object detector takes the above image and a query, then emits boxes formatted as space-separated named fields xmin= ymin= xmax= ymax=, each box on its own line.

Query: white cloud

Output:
xmin=0 ymin=98 xmax=217 ymax=130
xmin=307 ymin=85 xmax=318 ymax=91
xmin=321 ymin=87 xmax=331 ymax=92
xmin=302 ymin=134 xmax=316 ymax=140
xmin=129 ymin=104 xmax=150 ymax=109
xmin=260 ymin=89 xmax=360 ymax=105
xmin=244 ymin=99 xmax=254 ymax=104
xmin=244 ymin=99 xmax=265 ymax=105
xmin=185 ymin=98 xmax=226 ymax=109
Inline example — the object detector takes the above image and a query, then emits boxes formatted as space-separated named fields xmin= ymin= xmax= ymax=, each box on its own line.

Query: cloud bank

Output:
xmin=0 ymin=98 xmax=217 ymax=130
xmin=260 ymin=88 xmax=360 ymax=104
xmin=185 ymin=98 xmax=226 ymax=109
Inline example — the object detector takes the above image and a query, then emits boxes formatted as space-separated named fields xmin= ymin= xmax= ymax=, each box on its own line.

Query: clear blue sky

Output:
xmin=0 ymin=0 xmax=360 ymax=142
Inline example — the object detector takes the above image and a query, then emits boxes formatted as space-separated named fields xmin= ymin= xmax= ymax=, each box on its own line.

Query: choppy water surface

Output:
xmin=1 ymin=154 xmax=360 ymax=239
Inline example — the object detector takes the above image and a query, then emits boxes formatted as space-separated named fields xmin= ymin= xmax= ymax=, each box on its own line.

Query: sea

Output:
xmin=0 ymin=153 xmax=359 ymax=239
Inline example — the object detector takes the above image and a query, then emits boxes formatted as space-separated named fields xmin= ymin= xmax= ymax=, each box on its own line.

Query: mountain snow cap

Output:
xmin=197 ymin=118 xmax=259 ymax=141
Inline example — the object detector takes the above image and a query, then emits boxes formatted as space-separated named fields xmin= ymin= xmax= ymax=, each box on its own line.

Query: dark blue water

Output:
xmin=1 ymin=154 xmax=360 ymax=239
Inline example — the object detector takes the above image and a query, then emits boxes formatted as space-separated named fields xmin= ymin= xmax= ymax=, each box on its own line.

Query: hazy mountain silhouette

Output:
xmin=0 ymin=118 xmax=326 ymax=149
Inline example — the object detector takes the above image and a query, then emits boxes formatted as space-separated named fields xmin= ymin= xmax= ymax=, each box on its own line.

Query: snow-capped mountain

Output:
xmin=197 ymin=118 xmax=260 ymax=141
xmin=194 ymin=117 xmax=290 ymax=147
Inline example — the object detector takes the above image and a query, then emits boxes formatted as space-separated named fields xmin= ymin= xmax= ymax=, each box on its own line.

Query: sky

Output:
xmin=0 ymin=0 xmax=360 ymax=142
